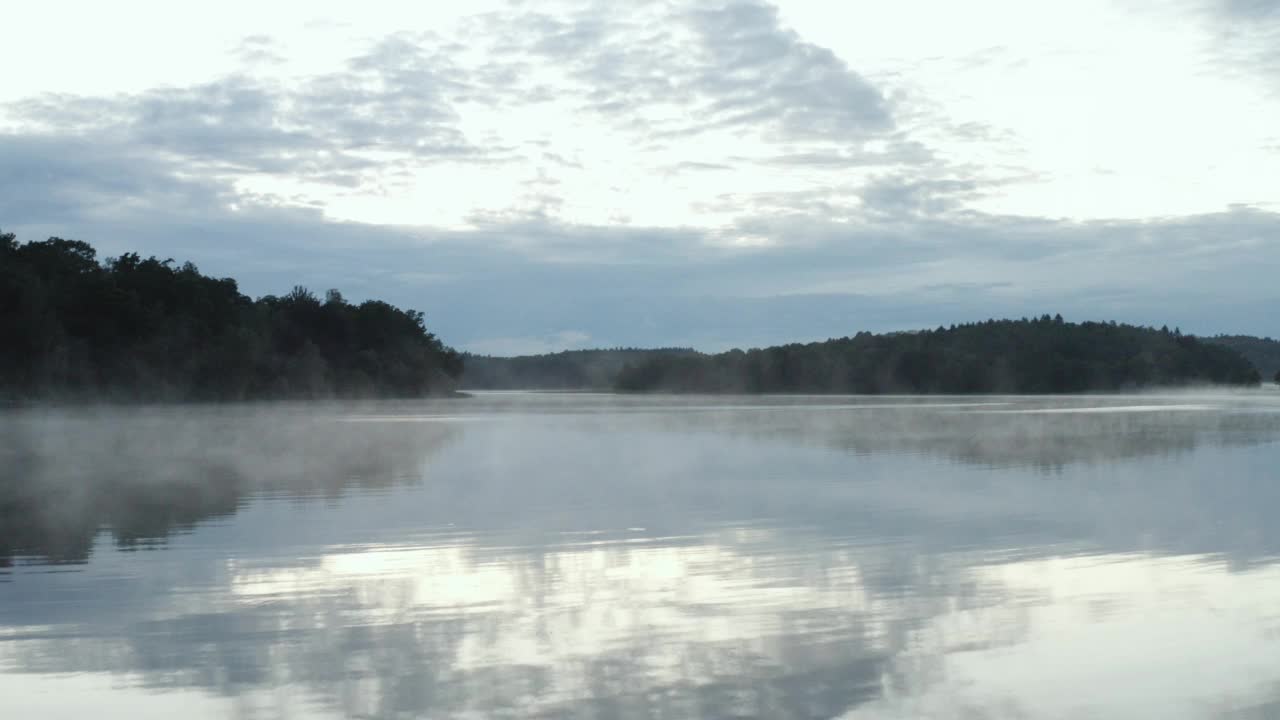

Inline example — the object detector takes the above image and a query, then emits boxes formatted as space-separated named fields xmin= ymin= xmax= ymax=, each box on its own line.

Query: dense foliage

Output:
xmin=462 ymin=348 xmax=697 ymax=390
xmin=614 ymin=316 xmax=1262 ymax=393
xmin=1206 ymin=335 xmax=1280 ymax=381
xmin=0 ymin=232 xmax=461 ymax=401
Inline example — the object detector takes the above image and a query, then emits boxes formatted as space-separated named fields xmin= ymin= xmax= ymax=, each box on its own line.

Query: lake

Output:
xmin=3 ymin=392 xmax=1280 ymax=719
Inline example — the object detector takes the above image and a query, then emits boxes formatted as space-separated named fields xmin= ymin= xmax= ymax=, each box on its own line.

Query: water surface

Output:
xmin=3 ymin=392 xmax=1280 ymax=719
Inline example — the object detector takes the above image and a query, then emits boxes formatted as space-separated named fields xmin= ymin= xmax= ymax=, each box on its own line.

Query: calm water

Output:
xmin=3 ymin=392 xmax=1280 ymax=719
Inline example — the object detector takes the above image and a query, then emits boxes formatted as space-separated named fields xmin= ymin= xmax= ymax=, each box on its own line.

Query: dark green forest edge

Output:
xmin=462 ymin=348 xmax=699 ymax=390
xmin=472 ymin=335 xmax=1280 ymax=394
xmin=470 ymin=323 xmax=1272 ymax=394
xmin=609 ymin=318 xmax=1266 ymax=393
xmin=1 ymin=233 xmax=461 ymax=402
xmin=3 ymin=232 xmax=1277 ymax=400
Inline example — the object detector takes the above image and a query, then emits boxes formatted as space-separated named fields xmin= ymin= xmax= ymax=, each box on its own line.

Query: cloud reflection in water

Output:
xmin=2 ymin=393 xmax=1280 ymax=718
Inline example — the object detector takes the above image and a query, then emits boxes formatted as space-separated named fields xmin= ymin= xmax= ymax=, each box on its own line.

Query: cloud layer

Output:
xmin=3 ymin=0 xmax=1279 ymax=353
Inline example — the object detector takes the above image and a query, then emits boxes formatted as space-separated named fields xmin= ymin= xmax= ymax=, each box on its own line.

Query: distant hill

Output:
xmin=460 ymin=318 xmax=1263 ymax=394
xmin=462 ymin=348 xmax=697 ymax=390
xmin=1206 ymin=335 xmax=1280 ymax=380
xmin=613 ymin=317 xmax=1262 ymax=394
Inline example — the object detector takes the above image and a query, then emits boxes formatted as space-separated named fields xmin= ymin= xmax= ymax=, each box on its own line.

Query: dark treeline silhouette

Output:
xmin=461 ymin=348 xmax=697 ymax=390
xmin=0 ymin=231 xmax=461 ymax=401
xmin=1206 ymin=335 xmax=1280 ymax=381
xmin=614 ymin=316 xmax=1262 ymax=393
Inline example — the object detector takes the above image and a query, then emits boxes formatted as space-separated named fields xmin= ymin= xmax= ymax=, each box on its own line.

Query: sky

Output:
xmin=3 ymin=0 xmax=1278 ymax=354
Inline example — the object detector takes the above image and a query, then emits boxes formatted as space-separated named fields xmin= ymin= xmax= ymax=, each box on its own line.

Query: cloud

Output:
xmin=755 ymin=140 xmax=934 ymax=169
xmin=3 ymin=2 xmax=1280 ymax=353
xmin=858 ymin=176 xmax=983 ymax=217
xmin=0 ymin=134 xmax=231 ymax=223
xmin=1208 ymin=0 xmax=1280 ymax=92
xmin=661 ymin=160 xmax=737 ymax=173
xmin=477 ymin=0 xmax=893 ymax=144
xmin=1219 ymin=0 xmax=1280 ymax=19
xmin=232 ymin=34 xmax=286 ymax=66
xmin=5 ymin=104 xmax=1280 ymax=351
xmin=10 ymin=179 xmax=1279 ymax=354
xmin=682 ymin=0 xmax=891 ymax=141
xmin=5 ymin=84 xmax=1280 ymax=351
xmin=6 ymin=34 xmax=481 ymax=186
xmin=1 ymin=0 xmax=950 ymax=232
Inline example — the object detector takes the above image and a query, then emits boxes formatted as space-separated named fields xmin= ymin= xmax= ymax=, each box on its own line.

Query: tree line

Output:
xmin=4 ymin=230 xmax=1272 ymax=400
xmin=612 ymin=316 xmax=1263 ymax=393
xmin=461 ymin=348 xmax=697 ymax=390
xmin=1205 ymin=335 xmax=1280 ymax=385
xmin=0 ymin=232 xmax=461 ymax=402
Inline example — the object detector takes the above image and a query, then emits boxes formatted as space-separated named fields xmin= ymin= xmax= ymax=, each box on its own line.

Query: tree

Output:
xmin=0 ymin=232 xmax=464 ymax=401
xmin=612 ymin=318 xmax=1262 ymax=394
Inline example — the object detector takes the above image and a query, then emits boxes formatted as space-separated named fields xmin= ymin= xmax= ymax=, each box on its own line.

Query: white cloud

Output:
xmin=4 ymin=0 xmax=1280 ymax=350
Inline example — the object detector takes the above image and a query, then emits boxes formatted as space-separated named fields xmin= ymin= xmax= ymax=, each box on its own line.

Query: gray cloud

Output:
xmin=232 ymin=34 xmax=286 ymax=66
xmin=754 ymin=139 xmax=935 ymax=169
xmin=859 ymin=176 xmax=983 ymax=217
xmin=6 ymin=141 xmax=1279 ymax=354
xmin=0 ymin=134 xmax=231 ymax=223
xmin=476 ymin=0 xmax=893 ymax=145
xmin=5 ymin=56 xmax=1280 ymax=351
xmin=1219 ymin=0 xmax=1280 ymax=19
xmin=662 ymin=160 xmax=737 ymax=173
xmin=1 ymin=0 xmax=942 ymax=228
xmin=682 ymin=0 xmax=891 ymax=141
xmin=1208 ymin=0 xmax=1280 ymax=92
xmin=3 ymin=2 xmax=1279 ymax=353
xmin=7 ymin=34 xmax=481 ymax=186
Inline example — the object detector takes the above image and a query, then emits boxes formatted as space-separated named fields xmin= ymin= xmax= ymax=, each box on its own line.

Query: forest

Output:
xmin=610 ymin=317 xmax=1263 ymax=394
xmin=461 ymin=348 xmax=697 ymax=390
xmin=0 ymin=232 xmax=462 ymax=402
xmin=3 ymin=231 xmax=1272 ymax=401
xmin=1206 ymin=335 xmax=1280 ymax=382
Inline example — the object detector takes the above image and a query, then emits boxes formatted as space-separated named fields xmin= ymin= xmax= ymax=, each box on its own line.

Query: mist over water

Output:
xmin=3 ymin=393 xmax=1280 ymax=719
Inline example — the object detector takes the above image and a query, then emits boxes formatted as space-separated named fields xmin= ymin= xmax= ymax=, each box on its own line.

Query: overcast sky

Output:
xmin=4 ymin=0 xmax=1278 ymax=353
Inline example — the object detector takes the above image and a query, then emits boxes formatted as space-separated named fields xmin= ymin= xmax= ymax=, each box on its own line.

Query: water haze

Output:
xmin=2 ymin=391 xmax=1280 ymax=719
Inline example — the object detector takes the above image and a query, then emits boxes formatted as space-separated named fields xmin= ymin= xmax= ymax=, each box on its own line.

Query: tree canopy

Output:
xmin=0 ymin=232 xmax=461 ymax=402
xmin=462 ymin=348 xmax=697 ymax=390
xmin=613 ymin=316 xmax=1262 ymax=394
xmin=1206 ymin=335 xmax=1280 ymax=381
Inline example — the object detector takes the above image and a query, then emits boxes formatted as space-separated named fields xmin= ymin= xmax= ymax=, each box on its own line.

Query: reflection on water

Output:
xmin=2 ymin=393 xmax=1280 ymax=719
xmin=0 ymin=404 xmax=459 ymax=565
